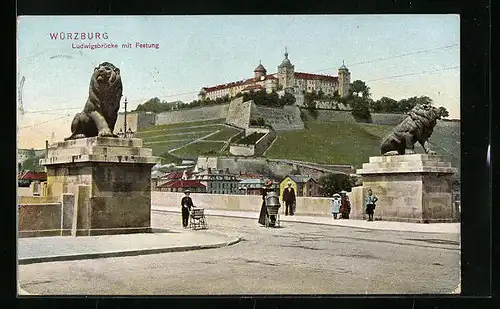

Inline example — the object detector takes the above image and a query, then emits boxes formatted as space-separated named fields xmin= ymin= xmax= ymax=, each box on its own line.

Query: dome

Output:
xmin=279 ymin=58 xmax=293 ymax=68
xmin=254 ymin=62 xmax=267 ymax=73
xmin=278 ymin=48 xmax=294 ymax=69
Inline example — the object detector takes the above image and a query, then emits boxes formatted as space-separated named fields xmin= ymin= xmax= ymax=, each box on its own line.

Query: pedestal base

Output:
xmin=40 ymin=137 xmax=161 ymax=235
xmin=357 ymin=154 xmax=459 ymax=223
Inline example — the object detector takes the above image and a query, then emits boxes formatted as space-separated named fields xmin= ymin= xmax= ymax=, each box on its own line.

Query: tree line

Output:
xmin=133 ymin=96 xmax=232 ymax=113
xmin=303 ymin=79 xmax=450 ymax=122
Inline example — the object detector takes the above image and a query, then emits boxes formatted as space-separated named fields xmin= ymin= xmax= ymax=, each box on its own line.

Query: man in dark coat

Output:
xmin=181 ymin=190 xmax=194 ymax=228
xmin=282 ymin=181 xmax=296 ymax=216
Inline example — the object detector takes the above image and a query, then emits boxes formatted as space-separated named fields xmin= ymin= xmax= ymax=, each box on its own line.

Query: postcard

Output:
xmin=17 ymin=15 xmax=460 ymax=295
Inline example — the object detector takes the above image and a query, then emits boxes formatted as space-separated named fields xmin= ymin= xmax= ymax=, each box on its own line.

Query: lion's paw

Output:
xmin=427 ymin=150 xmax=437 ymax=155
xmin=404 ymin=149 xmax=416 ymax=155
xmin=98 ymin=129 xmax=113 ymax=137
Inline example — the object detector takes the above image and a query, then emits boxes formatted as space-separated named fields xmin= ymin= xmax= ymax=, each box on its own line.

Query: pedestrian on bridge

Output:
xmin=339 ymin=191 xmax=351 ymax=219
xmin=258 ymin=181 xmax=272 ymax=226
xmin=181 ymin=190 xmax=194 ymax=228
xmin=331 ymin=193 xmax=341 ymax=219
xmin=365 ymin=189 xmax=378 ymax=222
xmin=283 ymin=181 xmax=296 ymax=216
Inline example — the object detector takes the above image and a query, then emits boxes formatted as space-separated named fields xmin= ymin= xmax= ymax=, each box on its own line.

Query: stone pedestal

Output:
xmin=356 ymin=154 xmax=458 ymax=223
xmin=40 ymin=137 xmax=161 ymax=236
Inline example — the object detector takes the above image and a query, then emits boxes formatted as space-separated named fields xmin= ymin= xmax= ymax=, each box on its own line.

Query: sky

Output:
xmin=17 ymin=15 xmax=460 ymax=149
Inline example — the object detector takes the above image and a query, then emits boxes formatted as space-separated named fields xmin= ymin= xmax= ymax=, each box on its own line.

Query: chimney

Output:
xmin=45 ymin=140 xmax=49 ymax=159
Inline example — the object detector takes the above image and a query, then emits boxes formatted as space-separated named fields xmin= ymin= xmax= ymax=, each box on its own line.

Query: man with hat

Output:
xmin=282 ymin=181 xmax=296 ymax=216
xmin=181 ymin=189 xmax=194 ymax=228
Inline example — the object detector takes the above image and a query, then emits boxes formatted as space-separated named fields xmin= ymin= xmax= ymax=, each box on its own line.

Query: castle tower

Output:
xmin=254 ymin=61 xmax=267 ymax=81
xmin=277 ymin=47 xmax=295 ymax=90
xmin=338 ymin=61 xmax=351 ymax=98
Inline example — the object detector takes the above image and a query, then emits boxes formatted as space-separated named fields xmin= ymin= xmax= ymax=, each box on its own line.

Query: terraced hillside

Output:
xmin=135 ymin=114 xmax=460 ymax=175
xmin=135 ymin=118 xmax=243 ymax=163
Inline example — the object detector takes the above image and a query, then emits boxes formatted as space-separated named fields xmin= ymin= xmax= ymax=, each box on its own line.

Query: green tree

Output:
xmin=372 ymin=96 xmax=398 ymax=113
xmin=279 ymin=92 xmax=296 ymax=106
xmin=318 ymin=173 xmax=357 ymax=197
xmin=350 ymin=96 xmax=372 ymax=122
xmin=22 ymin=155 xmax=44 ymax=171
xmin=349 ymin=80 xmax=371 ymax=99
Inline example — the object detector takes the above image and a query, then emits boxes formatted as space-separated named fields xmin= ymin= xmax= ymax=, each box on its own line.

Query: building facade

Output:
xmin=192 ymin=168 xmax=241 ymax=194
xmin=198 ymin=49 xmax=351 ymax=101
xmin=279 ymin=175 xmax=321 ymax=199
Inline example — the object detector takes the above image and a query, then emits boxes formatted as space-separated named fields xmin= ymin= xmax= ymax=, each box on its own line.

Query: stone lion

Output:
xmin=380 ymin=103 xmax=442 ymax=155
xmin=64 ymin=62 xmax=123 ymax=140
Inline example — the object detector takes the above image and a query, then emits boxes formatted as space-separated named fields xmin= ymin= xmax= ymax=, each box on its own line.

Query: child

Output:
xmin=331 ymin=193 xmax=341 ymax=219
xmin=365 ymin=189 xmax=378 ymax=221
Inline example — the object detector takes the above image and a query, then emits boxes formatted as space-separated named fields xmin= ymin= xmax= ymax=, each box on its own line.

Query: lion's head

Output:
xmin=409 ymin=103 xmax=442 ymax=122
xmin=89 ymin=62 xmax=123 ymax=103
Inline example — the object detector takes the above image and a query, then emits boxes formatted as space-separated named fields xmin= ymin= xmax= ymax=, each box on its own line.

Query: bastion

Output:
xmin=357 ymin=154 xmax=458 ymax=223
xmin=40 ymin=137 xmax=160 ymax=236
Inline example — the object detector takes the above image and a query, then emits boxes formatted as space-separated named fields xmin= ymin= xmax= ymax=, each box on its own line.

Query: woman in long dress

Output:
xmin=258 ymin=187 xmax=268 ymax=226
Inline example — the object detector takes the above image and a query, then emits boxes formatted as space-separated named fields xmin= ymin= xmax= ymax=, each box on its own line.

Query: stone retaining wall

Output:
xmin=18 ymin=202 xmax=63 ymax=237
xmin=152 ymin=190 xmax=365 ymax=218
xmin=155 ymin=104 xmax=230 ymax=126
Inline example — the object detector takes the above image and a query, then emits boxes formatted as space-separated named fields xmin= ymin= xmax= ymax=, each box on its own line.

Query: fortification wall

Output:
xmin=253 ymin=105 xmax=304 ymax=131
xmin=155 ymin=104 xmax=229 ymax=126
xmin=116 ymin=111 xmax=156 ymax=133
xmin=225 ymin=98 xmax=254 ymax=129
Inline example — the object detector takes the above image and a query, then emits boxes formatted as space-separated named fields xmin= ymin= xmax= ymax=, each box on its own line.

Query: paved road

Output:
xmin=18 ymin=212 xmax=460 ymax=295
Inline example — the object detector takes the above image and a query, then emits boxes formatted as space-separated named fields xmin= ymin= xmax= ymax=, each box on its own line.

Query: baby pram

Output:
xmin=189 ymin=207 xmax=208 ymax=230
xmin=264 ymin=192 xmax=281 ymax=228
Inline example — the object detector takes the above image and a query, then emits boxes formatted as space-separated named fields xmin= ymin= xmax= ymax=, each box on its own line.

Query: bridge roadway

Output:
xmin=18 ymin=212 xmax=460 ymax=295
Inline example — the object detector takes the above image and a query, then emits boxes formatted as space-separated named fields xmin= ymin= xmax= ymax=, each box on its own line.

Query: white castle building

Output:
xmin=198 ymin=49 xmax=351 ymax=101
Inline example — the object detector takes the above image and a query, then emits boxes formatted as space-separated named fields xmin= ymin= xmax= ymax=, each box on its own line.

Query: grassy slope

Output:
xmin=203 ymin=126 xmax=242 ymax=141
xmin=266 ymin=122 xmax=383 ymax=168
xmin=171 ymin=141 xmax=226 ymax=158
xmin=137 ymin=118 xmax=225 ymax=133
xmin=265 ymin=120 xmax=460 ymax=170
xmin=137 ymin=119 xmax=235 ymax=163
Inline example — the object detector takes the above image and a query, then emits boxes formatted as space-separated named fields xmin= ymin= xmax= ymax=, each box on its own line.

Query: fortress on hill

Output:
xmin=197 ymin=49 xmax=351 ymax=101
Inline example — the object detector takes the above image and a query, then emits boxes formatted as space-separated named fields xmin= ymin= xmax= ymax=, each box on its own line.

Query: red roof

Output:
xmin=18 ymin=171 xmax=47 ymax=180
xmin=294 ymin=72 xmax=338 ymax=82
xmin=204 ymin=74 xmax=279 ymax=93
xmin=161 ymin=171 xmax=192 ymax=180
xmin=157 ymin=180 xmax=206 ymax=189
xmin=242 ymin=84 xmax=264 ymax=91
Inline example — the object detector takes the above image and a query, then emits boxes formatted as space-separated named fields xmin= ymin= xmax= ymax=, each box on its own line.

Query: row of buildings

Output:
xmin=198 ymin=49 xmax=351 ymax=101
xmin=153 ymin=168 xmax=321 ymax=197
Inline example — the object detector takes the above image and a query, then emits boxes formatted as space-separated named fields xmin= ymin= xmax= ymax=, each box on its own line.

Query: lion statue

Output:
xmin=64 ymin=62 xmax=123 ymax=140
xmin=380 ymin=103 xmax=442 ymax=156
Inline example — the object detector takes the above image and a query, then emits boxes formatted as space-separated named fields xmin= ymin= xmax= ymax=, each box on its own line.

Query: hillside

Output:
xmin=265 ymin=117 xmax=460 ymax=171
xmin=135 ymin=113 xmax=460 ymax=174
xmin=135 ymin=118 xmax=242 ymax=163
